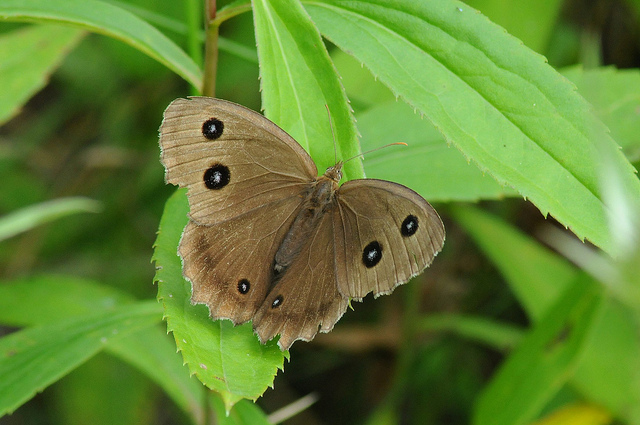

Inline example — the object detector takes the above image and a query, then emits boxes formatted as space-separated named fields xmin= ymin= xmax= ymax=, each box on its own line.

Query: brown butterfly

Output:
xmin=159 ymin=97 xmax=445 ymax=350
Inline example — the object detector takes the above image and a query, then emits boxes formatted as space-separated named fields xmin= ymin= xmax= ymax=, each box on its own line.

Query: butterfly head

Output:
xmin=324 ymin=161 xmax=344 ymax=183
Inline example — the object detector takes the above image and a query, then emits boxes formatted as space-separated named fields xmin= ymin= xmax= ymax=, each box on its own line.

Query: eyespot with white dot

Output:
xmin=237 ymin=279 xmax=250 ymax=294
xmin=401 ymin=214 xmax=419 ymax=237
xmin=362 ymin=241 xmax=383 ymax=268
xmin=202 ymin=118 xmax=224 ymax=140
xmin=271 ymin=295 xmax=283 ymax=308
xmin=203 ymin=164 xmax=230 ymax=190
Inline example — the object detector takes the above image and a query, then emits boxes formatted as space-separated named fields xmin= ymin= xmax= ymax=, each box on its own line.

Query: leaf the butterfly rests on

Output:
xmin=159 ymin=97 xmax=445 ymax=350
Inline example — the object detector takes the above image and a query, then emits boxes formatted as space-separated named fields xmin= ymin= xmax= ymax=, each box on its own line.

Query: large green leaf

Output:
xmin=0 ymin=0 xmax=202 ymax=89
xmin=357 ymin=100 xmax=515 ymax=201
xmin=453 ymin=205 xmax=640 ymax=423
xmin=153 ymin=189 xmax=285 ymax=412
xmin=0 ymin=300 xmax=161 ymax=416
xmin=0 ymin=275 xmax=133 ymax=325
xmin=562 ymin=65 xmax=640 ymax=162
xmin=473 ymin=276 xmax=604 ymax=425
xmin=0 ymin=275 xmax=203 ymax=422
xmin=252 ymin=0 xmax=362 ymax=180
xmin=305 ymin=0 xmax=640 ymax=256
xmin=0 ymin=24 xmax=84 ymax=125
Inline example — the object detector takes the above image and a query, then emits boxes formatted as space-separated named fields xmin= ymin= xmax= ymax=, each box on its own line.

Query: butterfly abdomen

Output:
xmin=273 ymin=175 xmax=338 ymax=276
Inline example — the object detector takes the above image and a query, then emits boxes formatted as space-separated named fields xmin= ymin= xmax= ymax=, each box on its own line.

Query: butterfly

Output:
xmin=159 ymin=97 xmax=445 ymax=350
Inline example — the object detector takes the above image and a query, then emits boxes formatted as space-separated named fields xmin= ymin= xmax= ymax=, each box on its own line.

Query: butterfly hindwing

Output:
xmin=333 ymin=179 xmax=445 ymax=300
xmin=252 ymin=213 xmax=349 ymax=350
xmin=179 ymin=197 xmax=304 ymax=324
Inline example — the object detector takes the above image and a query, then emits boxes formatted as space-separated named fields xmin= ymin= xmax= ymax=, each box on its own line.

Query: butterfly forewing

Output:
xmin=333 ymin=179 xmax=445 ymax=300
xmin=160 ymin=97 xmax=317 ymax=226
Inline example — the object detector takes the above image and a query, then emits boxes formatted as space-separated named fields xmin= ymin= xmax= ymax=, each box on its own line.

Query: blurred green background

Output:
xmin=1 ymin=0 xmax=640 ymax=424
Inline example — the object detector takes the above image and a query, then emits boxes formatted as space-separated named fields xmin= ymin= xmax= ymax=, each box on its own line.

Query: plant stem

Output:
xmin=202 ymin=0 xmax=218 ymax=96
xmin=202 ymin=1 xmax=253 ymax=97
xmin=202 ymin=27 xmax=219 ymax=96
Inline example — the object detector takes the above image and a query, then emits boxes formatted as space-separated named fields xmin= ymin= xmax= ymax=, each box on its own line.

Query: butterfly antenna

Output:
xmin=343 ymin=142 xmax=408 ymax=163
xmin=325 ymin=105 xmax=338 ymax=164
xmin=324 ymin=105 xmax=407 ymax=164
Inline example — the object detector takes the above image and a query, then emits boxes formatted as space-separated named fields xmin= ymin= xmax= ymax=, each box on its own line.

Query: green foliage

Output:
xmin=0 ymin=25 xmax=84 ymax=124
xmin=0 ymin=197 xmax=101 ymax=241
xmin=0 ymin=294 xmax=161 ymax=415
xmin=252 ymin=0 xmax=363 ymax=180
xmin=0 ymin=0 xmax=202 ymax=89
xmin=305 ymin=0 xmax=640 ymax=257
xmin=357 ymin=100 xmax=516 ymax=201
xmin=561 ymin=66 xmax=640 ymax=162
xmin=1 ymin=0 xmax=639 ymax=424
xmin=475 ymin=275 xmax=604 ymax=425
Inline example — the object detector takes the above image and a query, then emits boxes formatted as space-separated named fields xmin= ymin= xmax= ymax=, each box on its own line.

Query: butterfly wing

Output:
xmin=159 ymin=97 xmax=317 ymax=325
xmin=179 ymin=198 xmax=303 ymax=324
xmin=333 ymin=179 xmax=445 ymax=299
xmin=159 ymin=97 xmax=317 ymax=225
xmin=252 ymin=213 xmax=349 ymax=350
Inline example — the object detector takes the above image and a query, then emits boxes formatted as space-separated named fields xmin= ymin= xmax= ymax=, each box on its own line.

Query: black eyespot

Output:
xmin=271 ymin=295 xmax=283 ymax=309
xmin=401 ymin=214 xmax=419 ymax=237
xmin=237 ymin=279 xmax=250 ymax=294
xmin=362 ymin=241 xmax=383 ymax=268
xmin=202 ymin=118 xmax=224 ymax=140
xmin=203 ymin=164 xmax=230 ymax=189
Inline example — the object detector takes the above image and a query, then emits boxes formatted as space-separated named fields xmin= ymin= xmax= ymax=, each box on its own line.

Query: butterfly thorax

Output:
xmin=272 ymin=163 xmax=343 ymax=277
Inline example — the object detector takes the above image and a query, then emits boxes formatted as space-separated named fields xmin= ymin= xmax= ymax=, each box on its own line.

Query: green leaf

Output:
xmin=465 ymin=0 xmax=563 ymax=54
xmin=0 ymin=0 xmax=202 ymax=89
xmin=153 ymin=189 xmax=285 ymax=411
xmin=0 ymin=275 xmax=204 ymax=422
xmin=357 ymin=100 xmax=516 ymax=201
xmin=473 ymin=276 xmax=605 ymax=425
xmin=0 ymin=300 xmax=161 ymax=416
xmin=0 ymin=197 xmax=101 ymax=242
xmin=453 ymin=205 xmax=640 ymax=423
xmin=104 ymin=0 xmax=259 ymax=63
xmin=52 ymin=353 xmax=153 ymax=425
xmin=451 ymin=205 xmax=578 ymax=321
xmin=211 ymin=393 xmax=271 ymax=425
xmin=571 ymin=301 xmax=640 ymax=424
xmin=107 ymin=332 xmax=206 ymax=423
xmin=0 ymin=275 xmax=132 ymax=325
xmin=0 ymin=24 xmax=84 ymax=125
xmin=331 ymin=48 xmax=395 ymax=109
xmin=252 ymin=0 xmax=362 ymax=180
xmin=418 ymin=314 xmax=523 ymax=352
xmin=562 ymin=65 xmax=640 ymax=162
xmin=305 ymin=0 xmax=640 ymax=256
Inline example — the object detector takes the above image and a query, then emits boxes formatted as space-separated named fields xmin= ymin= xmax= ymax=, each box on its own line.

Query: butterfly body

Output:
xmin=160 ymin=97 xmax=445 ymax=350
xmin=274 ymin=163 xmax=342 ymax=274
